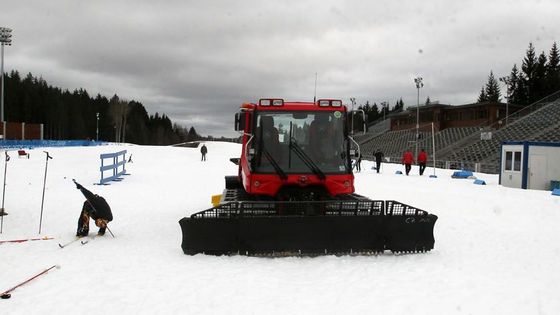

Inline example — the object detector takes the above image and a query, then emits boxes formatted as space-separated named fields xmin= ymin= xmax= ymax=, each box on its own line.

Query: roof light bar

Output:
xmin=331 ymin=100 xmax=342 ymax=107
xmin=317 ymin=99 xmax=343 ymax=107
xmin=318 ymin=100 xmax=330 ymax=107
xmin=258 ymin=99 xmax=284 ymax=106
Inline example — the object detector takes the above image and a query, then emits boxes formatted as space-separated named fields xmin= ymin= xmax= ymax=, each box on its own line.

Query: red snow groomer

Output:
xmin=179 ymin=99 xmax=437 ymax=256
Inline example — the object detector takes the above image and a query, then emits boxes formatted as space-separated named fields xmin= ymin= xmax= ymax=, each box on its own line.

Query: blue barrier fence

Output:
xmin=0 ymin=140 xmax=106 ymax=149
xmin=99 ymin=150 xmax=128 ymax=185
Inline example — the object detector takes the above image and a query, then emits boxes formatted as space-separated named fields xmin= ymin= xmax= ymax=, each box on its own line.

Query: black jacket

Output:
xmin=79 ymin=186 xmax=113 ymax=221
xmin=374 ymin=151 xmax=384 ymax=163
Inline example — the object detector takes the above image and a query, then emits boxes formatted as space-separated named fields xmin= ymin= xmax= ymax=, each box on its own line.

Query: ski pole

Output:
xmin=38 ymin=151 xmax=53 ymax=234
xmin=1 ymin=151 xmax=9 ymax=234
xmin=105 ymin=225 xmax=115 ymax=238
xmin=1 ymin=265 xmax=59 ymax=299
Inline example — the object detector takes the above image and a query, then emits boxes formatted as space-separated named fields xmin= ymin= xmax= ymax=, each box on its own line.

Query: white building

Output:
xmin=500 ymin=141 xmax=560 ymax=190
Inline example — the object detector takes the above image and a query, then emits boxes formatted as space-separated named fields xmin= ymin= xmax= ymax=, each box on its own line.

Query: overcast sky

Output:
xmin=2 ymin=0 xmax=559 ymax=137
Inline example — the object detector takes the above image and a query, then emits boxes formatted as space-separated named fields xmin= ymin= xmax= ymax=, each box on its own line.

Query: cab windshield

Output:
xmin=250 ymin=111 xmax=350 ymax=174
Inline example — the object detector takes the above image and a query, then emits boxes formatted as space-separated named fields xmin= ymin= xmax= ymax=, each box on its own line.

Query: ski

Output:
xmin=1 ymin=265 xmax=59 ymax=299
xmin=80 ymin=234 xmax=102 ymax=245
xmin=58 ymin=237 xmax=83 ymax=249
xmin=0 ymin=236 xmax=54 ymax=244
xmin=59 ymin=234 xmax=105 ymax=248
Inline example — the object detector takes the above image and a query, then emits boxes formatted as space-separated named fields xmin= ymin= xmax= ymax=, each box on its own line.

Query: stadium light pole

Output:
xmin=414 ymin=77 xmax=424 ymax=158
xmin=499 ymin=76 xmax=510 ymax=126
xmin=96 ymin=112 xmax=99 ymax=141
xmin=349 ymin=97 xmax=356 ymax=135
xmin=0 ymin=27 xmax=13 ymax=126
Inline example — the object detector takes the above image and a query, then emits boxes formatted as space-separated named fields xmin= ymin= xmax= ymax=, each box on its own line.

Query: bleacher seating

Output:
xmin=412 ymin=127 xmax=479 ymax=155
xmin=360 ymin=130 xmax=429 ymax=159
xmin=442 ymin=98 xmax=560 ymax=173
xmin=534 ymin=125 xmax=560 ymax=142
xmin=354 ymin=92 xmax=560 ymax=174
xmin=358 ymin=126 xmax=479 ymax=163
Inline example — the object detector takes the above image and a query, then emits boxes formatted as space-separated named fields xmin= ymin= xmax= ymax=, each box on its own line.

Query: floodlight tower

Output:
xmin=414 ymin=77 xmax=424 ymax=158
xmin=0 ymin=27 xmax=12 ymax=125
xmin=499 ymin=76 xmax=510 ymax=126
xmin=349 ymin=97 xmax=356 ymax=135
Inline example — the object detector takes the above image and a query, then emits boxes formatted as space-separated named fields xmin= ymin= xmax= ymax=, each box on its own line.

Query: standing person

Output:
xmin=200 ymin=144 xmax=208 ymax=161
xmin=355 ymin=152 xmax=362 ymax=172
xmin=417 ymin=149 xmax=428 ymax=176
xmin=401 ymin=150 xmax=414 ymax=176
xmin=75 ymin=182 xmax=113 ymax=237
xmin=374 ymin=149 xmax=384 ymax=173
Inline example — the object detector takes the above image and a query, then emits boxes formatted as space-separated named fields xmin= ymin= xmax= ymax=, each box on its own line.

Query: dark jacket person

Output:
xmin=75 ymin=183 xmax=113 ymax=237
xmin=373 ymin=149 xmax=384 ymax=173
xmin=200 ymin=144 xmax=208 ymax=161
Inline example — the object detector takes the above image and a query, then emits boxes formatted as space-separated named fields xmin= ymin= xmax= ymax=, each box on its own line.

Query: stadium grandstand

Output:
xmin=356 ymin=90 xmax=560 ymax=174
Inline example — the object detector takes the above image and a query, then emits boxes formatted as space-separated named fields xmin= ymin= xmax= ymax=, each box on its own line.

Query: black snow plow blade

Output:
xmin=179 ymin=199 xmax=437 ymax=256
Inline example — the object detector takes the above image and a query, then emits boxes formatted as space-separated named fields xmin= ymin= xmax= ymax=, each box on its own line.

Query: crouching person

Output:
xmin=75 ymin=182 xmax=113 ymax=237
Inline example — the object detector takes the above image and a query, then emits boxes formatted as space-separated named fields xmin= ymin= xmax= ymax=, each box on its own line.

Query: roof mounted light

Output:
xmin=0 ymin=27 xmax=13 ymax=45
xmin=318 ymin=100 xmax=330 ymax=107
xmin=317 ymin=99 xmax=343 ymax=107
xmin=258 ymin=98 xmax=284 ymax=106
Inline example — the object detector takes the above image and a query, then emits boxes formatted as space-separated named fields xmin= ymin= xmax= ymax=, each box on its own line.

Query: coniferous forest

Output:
xmin=3 ymin=71 xmax=202 ymax=145
xmin=478 ymin=42 xmax=560 ymax=104
xmin=358 ymin=42 xmax=560 ymax=125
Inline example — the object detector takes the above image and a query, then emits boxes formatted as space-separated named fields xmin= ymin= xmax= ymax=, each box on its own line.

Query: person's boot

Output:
xmin=76 ymin=229 xmax=89 ymax=237
xmin=98 ymin=227 xmax=106 ymax=236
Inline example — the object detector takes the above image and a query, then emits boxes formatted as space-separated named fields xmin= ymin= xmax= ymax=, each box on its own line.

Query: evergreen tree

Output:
xmin=370 ymin=103 xmax=380 ymax=122
xmin=484 ymin=71 xmax=501 ymax=102
xmin=534 ymin=52 xmax=548 ymax=100
xmin=187 ymin=126 xmax=200 ymax=141
xmin=392 ymin=98 xmax=404 ymax=112
xmin=477 ymin=86 xmax=487 ymax=102
xmin=521 ymin=43 xmax=538 ymax=103
xmin=546 ymin=42 xmax=560 ymax=93
xmin=509 ymin=64 xmax=528 ymax=104
xmin=126 ymin=101 xmax=150 ymax=144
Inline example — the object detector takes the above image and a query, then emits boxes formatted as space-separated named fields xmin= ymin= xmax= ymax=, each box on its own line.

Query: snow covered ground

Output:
xmin=1 ymin=142 xmax=559 ymax=314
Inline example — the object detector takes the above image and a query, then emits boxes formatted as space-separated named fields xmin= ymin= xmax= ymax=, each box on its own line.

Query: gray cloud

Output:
xmin=3 ymin=0 xmax=559 ymax=137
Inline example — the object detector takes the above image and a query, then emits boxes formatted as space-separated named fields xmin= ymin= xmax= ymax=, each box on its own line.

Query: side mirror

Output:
xmin=234 ymin=112 xmax=246 ymax=131
xmin=349 ymin=110 xmax=367 ymax=135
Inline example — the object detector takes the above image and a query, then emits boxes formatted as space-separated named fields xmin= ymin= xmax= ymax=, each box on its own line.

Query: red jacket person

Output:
xmin=401 ymin=150 xmax=415 ymax=176
xmin=417 ymin=149 xmax=428 ymax=175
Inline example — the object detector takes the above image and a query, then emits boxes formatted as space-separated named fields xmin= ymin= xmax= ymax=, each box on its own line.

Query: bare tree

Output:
xmin=108 ymin=95 xmax=129 ymax=143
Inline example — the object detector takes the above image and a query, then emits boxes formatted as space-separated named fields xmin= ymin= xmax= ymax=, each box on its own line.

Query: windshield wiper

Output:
xmin=288 ymin=138 xmax=326 ymax=181
xmin=261 ymin=146 xmax=288 ymax=180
